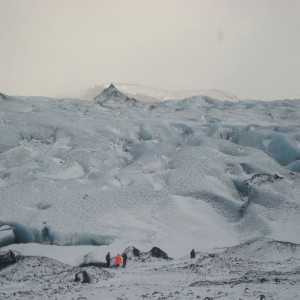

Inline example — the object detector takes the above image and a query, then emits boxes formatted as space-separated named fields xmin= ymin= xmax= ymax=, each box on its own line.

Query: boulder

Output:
xmin=0 ymin=250 xmax=17 ymax=270
xmin=148 ymin=247 xmax=170 ymax=259
xmin=121 ymin=246 xmax=171 ymax=262
xmin=74 ymin=270 xmax=90 ymax=283
xmin=123 ymin=246 xmax=142 ymax=259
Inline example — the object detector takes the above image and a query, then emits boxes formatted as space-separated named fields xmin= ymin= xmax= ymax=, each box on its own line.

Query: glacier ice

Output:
xmin=0 ymin=225 xmax=15 ymax=246
xmin=0 ymin=87 xmax=300 ymax=252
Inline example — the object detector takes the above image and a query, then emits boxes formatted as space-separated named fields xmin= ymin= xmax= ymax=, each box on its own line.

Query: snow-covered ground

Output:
xmin=1 ymin=86 xmax=300 ymax=299
xmin=1 ymin=238 xmax=300 ymax=299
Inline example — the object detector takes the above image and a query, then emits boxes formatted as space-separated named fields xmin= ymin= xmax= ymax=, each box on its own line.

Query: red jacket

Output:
xmin=116 ymin=254 xmax=122 ymax=265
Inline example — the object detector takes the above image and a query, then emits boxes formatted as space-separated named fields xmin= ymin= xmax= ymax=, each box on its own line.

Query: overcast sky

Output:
xmin=0 ymin=0 xmax=300 ymax=100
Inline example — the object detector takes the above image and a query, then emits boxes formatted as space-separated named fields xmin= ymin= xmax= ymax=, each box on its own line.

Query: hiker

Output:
xmin=115 ymin=253 xmax=122 ymax=268
xmin=105 ymin=252 xmax=110 ymax=268
xmin=190 ymin=249 xmax=195 ymax=259
xmin=122 ymin=253 xmax=127 ymax=268
xmin=42 ymin=223 xmax=50 ymax=244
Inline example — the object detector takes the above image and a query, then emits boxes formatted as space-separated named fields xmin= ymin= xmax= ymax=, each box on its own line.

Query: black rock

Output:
xmin=74 ymin=270 xmax=90 ymax=283
xmin=123 ymin=246 xmax=142 ymax=259
xmin=79 ymin=262 xmax=108 ymax=268
xmin=0 ymin=250 xmax=17 ymax=270
xmin=148 ymin=247 xmax=170 ymax=259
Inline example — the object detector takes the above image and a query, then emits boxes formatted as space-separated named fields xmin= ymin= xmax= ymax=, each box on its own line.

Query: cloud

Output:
xmin=0 ymin=0 xmax=299 ymax=100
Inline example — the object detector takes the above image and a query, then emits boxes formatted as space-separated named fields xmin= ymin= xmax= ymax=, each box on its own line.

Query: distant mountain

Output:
xmin=81 ymin=83 xmax=240 ymax=102
xmin=92 ymin=84 xmax=138 ymax=107
xmin=0 ymin=92 xmax=32 ymax=113
xmin=0 ymin=92 xmax=14 ymax=101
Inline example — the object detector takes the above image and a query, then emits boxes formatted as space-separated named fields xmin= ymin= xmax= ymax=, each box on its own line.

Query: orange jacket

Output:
xmin=116 ymin=254 xmax=122 ymax=265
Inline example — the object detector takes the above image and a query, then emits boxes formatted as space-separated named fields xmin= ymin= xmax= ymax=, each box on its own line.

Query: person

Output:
xmin=41 ymin=223 xmax=50 ymax=244
xmin=105 ymin=252 xmax=110 ymax=268
xmin=122 ymin=253 xmax=127 ymax=268
xmin=190 ymin=249 xmax=195 ymax=259
xmin=115 ymin=253 xmax=122 ymax=268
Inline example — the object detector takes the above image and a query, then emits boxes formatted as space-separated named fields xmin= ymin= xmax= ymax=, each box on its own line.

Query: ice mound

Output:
xmin=163 ymin=237 xmax=300 ymax=297
xmin=0 ymin=255 xmax=113 ymax=298
xmin=219 ymin=237 xmax=300 ymax=261
xmin=0 ymin=226 xmax=15 ymax=247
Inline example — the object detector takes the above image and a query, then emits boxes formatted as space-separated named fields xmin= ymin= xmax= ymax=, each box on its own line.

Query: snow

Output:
xmin=1 ymin=239 xmax=300 ymax=299
xmin=1 ymin=85 xmax=300 ymax=299
xmin=43 ymin=162 xmax=85 ymax=179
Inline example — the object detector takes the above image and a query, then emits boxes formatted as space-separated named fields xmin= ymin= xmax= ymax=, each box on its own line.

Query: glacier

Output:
xmin=1 ymin=85 xmax=300 ymax=299
xmin=1 ymin=86 xmax=300 ymax=252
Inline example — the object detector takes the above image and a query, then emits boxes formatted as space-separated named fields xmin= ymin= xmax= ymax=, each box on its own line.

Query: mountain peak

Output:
xmin=0 ymin=92 xmax=9 ymax=101
xmin=92 ymin=83 xmax=138 ymax=107
xmin=108 ymin=83 xmax=116 ymax=89
xmin=104 ymin=83 xmax=118 ymax=93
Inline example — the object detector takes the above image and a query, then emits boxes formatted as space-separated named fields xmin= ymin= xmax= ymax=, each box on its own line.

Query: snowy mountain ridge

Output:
xmin=79 ymin=83 xmax=240 ymax=102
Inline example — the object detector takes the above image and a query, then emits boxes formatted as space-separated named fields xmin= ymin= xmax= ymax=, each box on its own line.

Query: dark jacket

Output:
xmin=122 ymin=253 xmax=127 ymax=267
xmin=106 ymin=253 xmax=110 ymax=267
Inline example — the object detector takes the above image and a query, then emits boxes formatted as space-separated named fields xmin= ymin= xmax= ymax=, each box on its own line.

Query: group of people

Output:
xmin=104 ymin=249 xmax=195 ymax=269
xmin=105 ymin=252 xmax=127 ymax=268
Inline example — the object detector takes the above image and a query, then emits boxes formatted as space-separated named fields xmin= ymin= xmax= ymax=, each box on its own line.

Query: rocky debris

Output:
xmin=148 ymin=247 xmax=170 ymax=260
xmin=79 ymin=252 xmax=108 ymax=268
xmin=0 ymin=255 xmax=114 ymax=299
xmin=189 ymin=272 xmax=296 ymax=287
xmin=74 ymin=270 xmax=90 ymax=283
xmin=121 ymin=246 xmax=172 ymax=262
xmin=1 ymin=239 xmax=300 ymax=299
xmin=156 ymin=238 xmax=300 ymax=299
xmin=0 ymin=250 xmax=20 ymax=270
xmin=245 ymin=173 xmax=284 ymax=185
xmin=0 ymin=256 xmax=113 ymax=285
xmin=58 ymin=265 xmax=113 ymax=284
xmin=79 ymin=261 xmax=108 ymax=268
xmin=123 ymin=246 xmax=142 ymax=259
xmin=106 ymin=246 xmax=171 ymax=268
